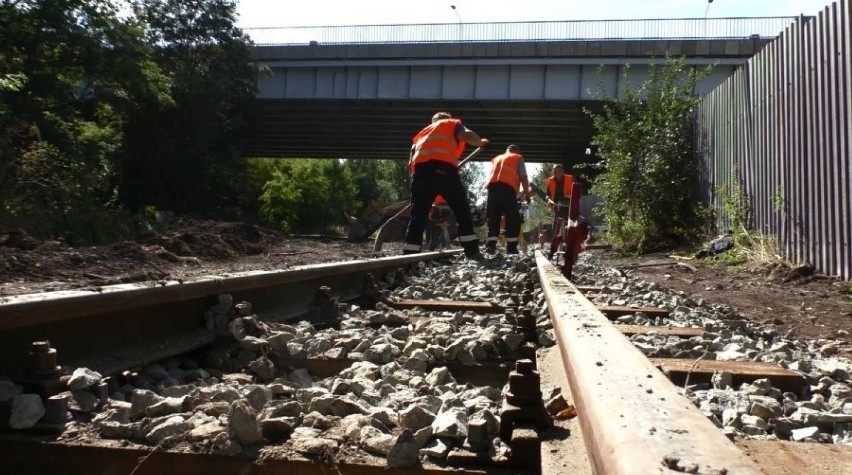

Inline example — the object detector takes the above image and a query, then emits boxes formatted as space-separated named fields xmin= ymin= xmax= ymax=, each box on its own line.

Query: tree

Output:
xmin=526 ymin=163 xmax=554 ymax=230
xmin=258 ymin=159 xmax=357 ymax=233
xmin=586 ymin=57 xmax=708 ymax=252
xmin=119 ymin=0 xmax=256 ymax=214
xmin=0 ymin=0 xmax=170 ymax=241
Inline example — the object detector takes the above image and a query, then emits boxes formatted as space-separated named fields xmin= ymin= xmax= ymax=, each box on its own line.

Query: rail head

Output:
xmin=535 ymin=252 xmax=764 ymax=475
xmin=0 ymin=250 xmax=462 ymax=330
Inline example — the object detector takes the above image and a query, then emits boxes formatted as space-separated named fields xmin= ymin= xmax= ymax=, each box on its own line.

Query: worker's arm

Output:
xmin=520 ymin=176 xmax=531 ymax=201
xmin=517 ymin=157 xmax=532 ymax=201
xmin=530 ymin=183 xmax=548 ymax=201
xmin=459 ymin=129 xmax=489 ymax=148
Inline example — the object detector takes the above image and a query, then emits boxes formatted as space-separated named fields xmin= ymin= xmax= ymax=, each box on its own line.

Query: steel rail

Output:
xmin=0 ymin=250 xmax=461 ymax=377
xmin=0 ymin=251 xmax=461 ymax=328
xmin=0 ymin=436 xmax=521 ymax=475
xmin=534 ymin=252 xmax=764 ymax=474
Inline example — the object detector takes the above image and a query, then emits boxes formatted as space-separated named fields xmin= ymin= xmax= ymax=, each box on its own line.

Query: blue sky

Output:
xmin=236 ymin=0 xmax=836 ymax=28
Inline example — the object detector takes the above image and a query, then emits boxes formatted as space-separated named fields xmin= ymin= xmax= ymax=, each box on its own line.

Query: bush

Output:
xmin=586 ymin=57 xmax=709 ymax=253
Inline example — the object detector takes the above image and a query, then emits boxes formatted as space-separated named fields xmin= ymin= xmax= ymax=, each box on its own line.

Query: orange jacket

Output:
xmin=487 ymin=152 xmax=524 ymax=193
xmin=546 ymin=174 xmax=574 ymax=201
xmin=410 ymin=119 xmax=466 ymax=168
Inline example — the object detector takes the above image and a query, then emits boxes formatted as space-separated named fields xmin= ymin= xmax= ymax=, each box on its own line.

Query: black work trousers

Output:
xmin=404 ymin=160 xmax=478 ymax=254
xmin=486 ymin=182 xmax=521 ymax=245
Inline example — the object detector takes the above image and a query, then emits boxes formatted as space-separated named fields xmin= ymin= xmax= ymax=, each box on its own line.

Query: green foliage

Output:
xmin=344 ymin=159 xmax=409 ymax=208
xmin=0 ymin=0 xmax=259 ymax=242
xmin=259 ymin=169 xmax=300 ymax=232
xmin=119 ymin=0 xmax=256 ymax=214
xmin=0 ymin=0 xmax=171 ymax=241
xmin=526 ymin=164 xmax=555 ymax=230
xmin=460 ymin=161 xmax=486 ymax=207
xmin=0 ymin=73 xmax=26 ymax=92
xmin=719 ymin=179 xmax=751 ymax=230
xmin=586 ymin=57 xmax=709 ymax=253
xmin=258 ymin=160 xmax=358 ymax=233
xmin=773 ymin=186 xmax=786 ymax=213
xmin=708 ymin=180 xmax=790 ymax=270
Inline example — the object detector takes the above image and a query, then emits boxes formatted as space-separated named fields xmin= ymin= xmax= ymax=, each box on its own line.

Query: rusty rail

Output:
xmin=0 ymin=250 xmax=461 ymax=378
xmin=534 ymin=252 xmax=763 ymax=474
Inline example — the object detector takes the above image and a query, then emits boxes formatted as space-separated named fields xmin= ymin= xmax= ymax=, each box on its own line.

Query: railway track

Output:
xmin=0 ymin=249 xmax=850 ymax=474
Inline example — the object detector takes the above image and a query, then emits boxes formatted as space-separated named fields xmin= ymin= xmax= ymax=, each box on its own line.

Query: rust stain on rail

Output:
xmin=534 ymin=252 xmax=764 ymax=475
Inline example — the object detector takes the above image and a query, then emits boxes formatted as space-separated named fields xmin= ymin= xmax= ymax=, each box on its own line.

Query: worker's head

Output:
xmin=507 ymin=144 xmax=521 ymax=154
xmin=552 ymin=164 xmax=564 ymax=178
xmin=432 ymin=112 xmax=452 ymax=123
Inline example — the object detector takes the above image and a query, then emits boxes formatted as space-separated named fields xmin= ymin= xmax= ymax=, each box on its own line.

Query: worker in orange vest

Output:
xmin=485 ymin=144 xmax=531 ymax=254
xmin=546 ymin=164 xmax=574 ymax=220
xmin=546 ymin=163 xmax=575 ymax=259
xmin=428 ymin=194 xmax=454 ymax=249
xmin=404 ymin=112 xmax=489 ymax=259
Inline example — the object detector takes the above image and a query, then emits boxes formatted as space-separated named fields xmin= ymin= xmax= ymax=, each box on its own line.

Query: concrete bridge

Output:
xmin=243 ymin=17 xmax=797 ymax=163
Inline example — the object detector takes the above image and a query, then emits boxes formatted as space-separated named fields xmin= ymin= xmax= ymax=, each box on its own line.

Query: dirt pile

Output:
xmin=0 ymin=220 xmax=376 ymax=295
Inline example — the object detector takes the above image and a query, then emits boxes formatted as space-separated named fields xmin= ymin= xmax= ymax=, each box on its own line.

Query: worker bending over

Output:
xmin=403 ymin=112 xmax=489 ymax=260
xmin=485 ymin=144 xmax=531 ymax=254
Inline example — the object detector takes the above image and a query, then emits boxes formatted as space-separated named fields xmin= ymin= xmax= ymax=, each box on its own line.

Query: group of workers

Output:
xmin=403 ymin=111 xmax=574 ymax=260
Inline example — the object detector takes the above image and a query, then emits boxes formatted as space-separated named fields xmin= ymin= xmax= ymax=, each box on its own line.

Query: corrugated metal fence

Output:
xmin=697 ymin=1 xmax=851 ymax=279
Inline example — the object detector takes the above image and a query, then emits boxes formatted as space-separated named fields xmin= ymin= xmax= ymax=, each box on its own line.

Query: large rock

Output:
xmin=399 ymin=405 xmax=436 ymax=431
xmin=9 ymin=394 xmax=45 ymax=429
xmin=359 ymin=426 xmax=395 ymax=456
xmin=387 ymin=429 xmax=419 ymax=467
xmin=229 ymin=400 xmax=262 ymax=445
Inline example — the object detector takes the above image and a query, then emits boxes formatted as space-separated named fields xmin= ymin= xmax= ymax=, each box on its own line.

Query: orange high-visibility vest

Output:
xmin=410 ymin=119 xmax=466 ymax=168
xmin=433 ymin=194 xmax=447 ymax=206
xmin=487 ymin=152 xmax=523 ymax=193
xmin=546 ymin=174 xmax=574 ymax=201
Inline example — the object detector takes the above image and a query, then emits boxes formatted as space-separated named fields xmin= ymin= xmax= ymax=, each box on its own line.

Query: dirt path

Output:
xmin=592 ymin=250 xmax=851 ymax=349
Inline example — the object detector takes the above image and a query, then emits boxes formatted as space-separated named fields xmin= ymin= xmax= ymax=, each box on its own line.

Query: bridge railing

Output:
xmin=243 ymin=17 xmax=803 ymax=46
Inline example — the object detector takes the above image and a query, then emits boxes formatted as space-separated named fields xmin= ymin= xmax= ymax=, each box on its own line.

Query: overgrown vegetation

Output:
xmin=585 ymin=57 xmax=708 ymax=253
xmin=0 ymin=0 xmax=256 ymax=243
xmin=706 ymin=179 xmax=789 ymax=272
xmin=0 ymin=1 xmax=476 ymax=241
xmin=254 ymin=158 xmax=409 ymax=234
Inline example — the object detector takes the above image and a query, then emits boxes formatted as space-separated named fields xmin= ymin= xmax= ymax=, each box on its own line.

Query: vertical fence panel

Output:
xmin=767 ymin=36 xmax=781 ymax=237
xmin=840 ymin=1 xmax=852 ymax=273
xmin=778 ymin=17 xmax=804 ymax=262
xmin=782 ymin=21 xmax=796 ymax=248
xmin=697 ymin=0 xmax=851 ymax=279
xmin=796 ymin=17 xmax=811 ymax=265
xmin=816 ymin=10 xmax=829 ymax=273
xmin=773 ymin=32 xmax=783 ymax=244
xmin=804 ymin=12 xmax=818 ymax=268
xmin=826 ymin=5 xmax=839 ymax=274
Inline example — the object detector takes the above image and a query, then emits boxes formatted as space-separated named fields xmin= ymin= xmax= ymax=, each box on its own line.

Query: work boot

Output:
xmin=462 ymin=240 xmax=483 ymax=261
xmin=506 ymin=242 xmax=519 ymax=254
xmin=465 ymin=251 xmax=484 ymax=261
xmin=485 ymin=242 xmax=497 ymax=254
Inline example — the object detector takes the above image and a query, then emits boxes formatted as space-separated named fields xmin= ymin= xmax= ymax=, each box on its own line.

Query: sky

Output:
xmin=236 ymin=0 xmax=835 ymax=28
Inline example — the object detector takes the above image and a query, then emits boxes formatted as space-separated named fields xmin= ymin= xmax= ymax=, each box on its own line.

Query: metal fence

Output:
xmin=697 ymin=2 xmax=851 ymax=279
xmin=243 ymin=17 xmax=798 ymax=46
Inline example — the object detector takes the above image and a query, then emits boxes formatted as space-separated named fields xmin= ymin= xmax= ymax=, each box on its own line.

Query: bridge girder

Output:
xmin=243 ymin=99 xmax=602 ymax=164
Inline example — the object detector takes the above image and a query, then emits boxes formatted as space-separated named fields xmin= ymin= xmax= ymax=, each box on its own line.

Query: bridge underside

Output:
xmin=244 ymin=98 xmax=602 ymax=164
